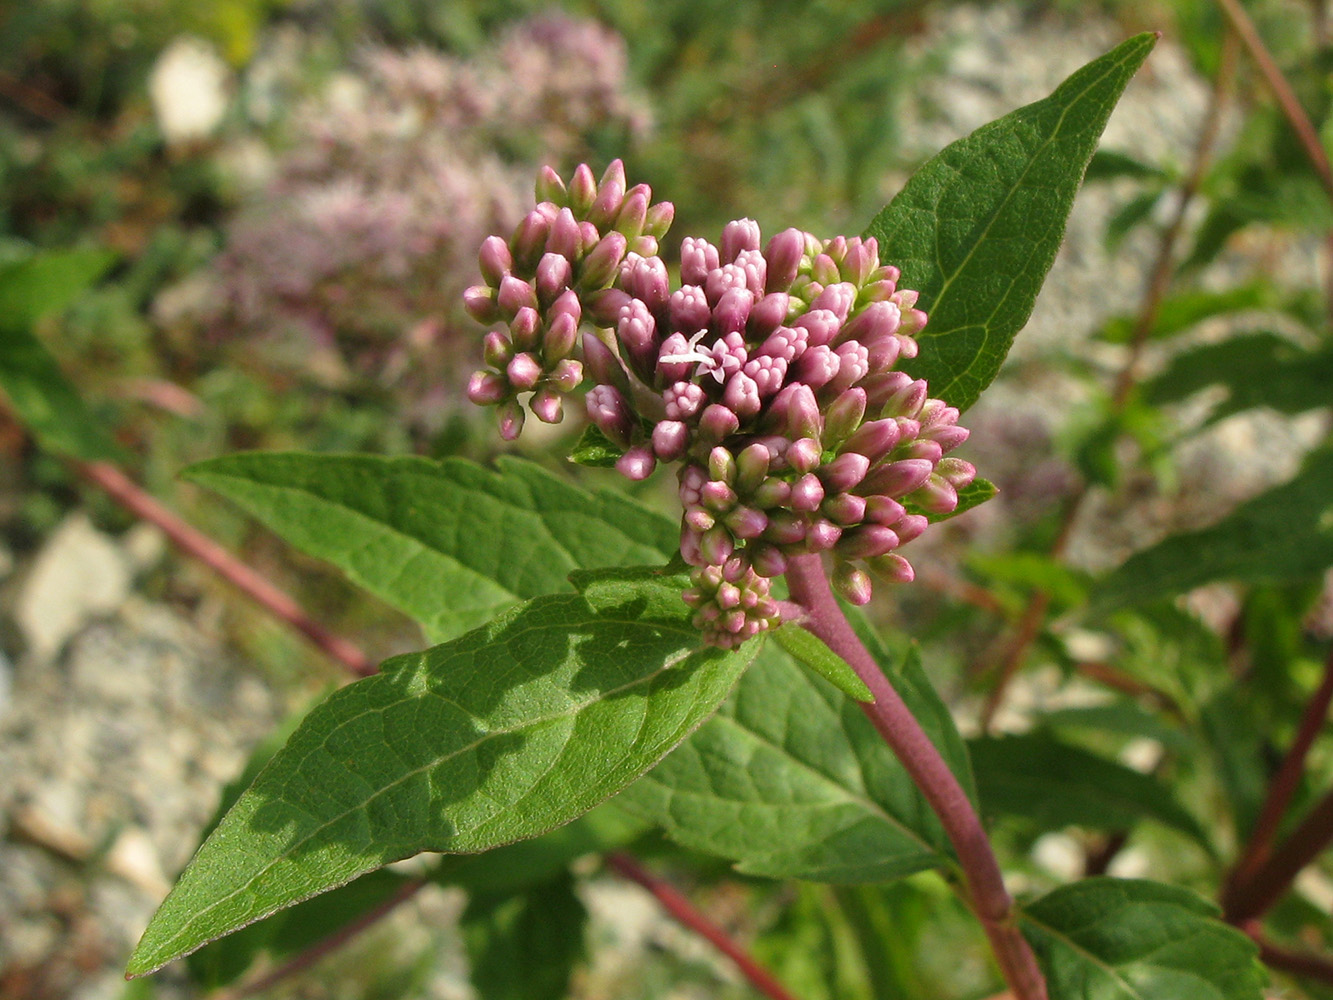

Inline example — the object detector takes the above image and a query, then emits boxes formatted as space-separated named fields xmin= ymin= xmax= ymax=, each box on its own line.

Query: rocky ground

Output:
xmin=1 ymin=4 xmax=1327 ymax=999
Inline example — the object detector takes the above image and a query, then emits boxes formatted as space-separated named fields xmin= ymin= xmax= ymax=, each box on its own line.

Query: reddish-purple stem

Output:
xmin=73 ymin=460 xmax=376 ymax=676
xmin=1225 ymin=644 xmax=1333 ymax=914
xmin=218 ymin=879 xmax=427 ymax=999
xmin=784 ymin=553 xmax=1047 ymax=1000
xmin=1246 ymin=924 xmax=1333 ymax=986
xmin=605 ymin=852 xmax=802 ymax=1000
xmin=1225 ymin=785 xmax=1333 ymax=923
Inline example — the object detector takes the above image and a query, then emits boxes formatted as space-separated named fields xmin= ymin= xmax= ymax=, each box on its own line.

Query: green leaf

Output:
xmin=1091 ymin=444 xmax=1333 ymax=613
xmin=1097 ymin=282 xmax=1280 ymax=345
xmin=906 ymin=476 xmax=998 ymax=523
xmin=773 ymin=623 xmax=873 ymax=701
xmin=127 ymin=570 xmax=755 ymax=976
xmin=1104 ymin=188 xmax=1165 ymax=252
xmin=1143 ymin=332 xmax=1333 ymax=422
xmin=1084 ymin=149 xmax=1169 ymax=182
xmin=969 ymin=733 xmax=1212 ymax=850
xmin=864 ymin=33 xmax=1156 ymax=412
xmin=187 ymin=869 xmax=413 ymax=989
xmin=1020 ymin=878 xmax=1265 ymax=1000
xmin=183 ymin=453 xmax=677 ymax=643
xmin=619 ymin=644 xmax=974 ymax=883
xmin=568 ymin=423 xmax=625 ymax=468
xmin=462 ymin=874 xmax=587 ymax=1000
xmin=0 ymin=249 xmax=122 ymax=460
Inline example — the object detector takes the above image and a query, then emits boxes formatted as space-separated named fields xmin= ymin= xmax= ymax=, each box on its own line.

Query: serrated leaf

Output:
xmin=969 ymin=733 xmax=1212 ymax=850
xmin=906 ymin=476 xmax=998 ymax=523
xmin=568 ymin=423 xmax=624 ymax=468
xmin=0 ymin=249 xmax=122 ymax=460
xmin=1020 ymin=878 xmax=1265 ymax=1000
xmin=865 ymin=33 xmax=1156 ymax=411
xmin=462 ymin=874 xmax=587 ymax=1000
xmin=183 ymin=453 xmax=677 ymax=643
xmin=619 ymin=643 xmax=974 ymax=883
xmin=1143 ymin=332 xmax=1333 ymax=422
xmin=773 ymin=624 xmax=873 ymax=701
xmin=127 ymin=571 xmax=755 ymax=976
xmin=1091 ymin=444 xmax=1333 ymax=613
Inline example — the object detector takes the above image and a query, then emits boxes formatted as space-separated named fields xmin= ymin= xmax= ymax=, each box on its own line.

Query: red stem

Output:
xmin=1225 ymin=644 xmax=1333 ymax=913
xmin=605 ymin=852 xmax=801 ymax=1000
xmin=72 ymin=460 xmax=376 ymax=676
xmin=1246 ymin=925 xmax=1333 ymax=986
xmin=1224 ymin=784 xmax=1333 ymax=923
xmin=218 ymin=879 xmax=426 ymax=1000
xmin=784 ymin=554 xmax=1047 ymax=1000
xmin=1215 ymin=0 xmax=1333 ymax=203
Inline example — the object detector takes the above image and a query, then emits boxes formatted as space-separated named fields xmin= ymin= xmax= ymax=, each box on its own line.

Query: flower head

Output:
xmin=465 ymin=162 xmax=976 ymax=645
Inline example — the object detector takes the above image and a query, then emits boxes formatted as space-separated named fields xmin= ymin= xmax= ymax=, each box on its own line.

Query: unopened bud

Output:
xmin=616 ymin=445 xmax=657 ymax=481
xmin=535 ymin=165 xmax=567 ymax=205
xmin=832 ymin=563 xmax=873 ymax=606
xmin=497 ymin=399 xmax=525 ymax=441
xmin=478 ymin=236 xmax=512 ymax=287
xmin=578 ymin=231 xmax=628 ymax=290
xmin=463 ymin=285 xmax=500 ymax=324
xmin=531 ymin=388 xmax=564 ymax=424
xmin=507 ymin=352 xmax=543 ymax=392
xmin=483 ymin=331 xmax=513 ymax=369
xmin=568 ymin=163 xmax=597 ymax=213
xmin=467 ymin=370 xmax=508 ymax=406
xmin=643 ymin=201 xmax=675 ymax=239
xmin=867 ymin=553 xmax=914 ymax=584
xmin=721 ymin=218 xmax=762 ymax=262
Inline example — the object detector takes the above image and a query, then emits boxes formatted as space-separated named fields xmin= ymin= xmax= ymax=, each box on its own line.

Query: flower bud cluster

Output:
xmin=466 ymin=163 xmax=976 ymax=648
xmin=464 ymin=159 xmax=674 ymax=439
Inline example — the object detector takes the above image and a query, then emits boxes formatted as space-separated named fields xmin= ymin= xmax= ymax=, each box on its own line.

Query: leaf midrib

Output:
xmin=154 ymin=617 xmax=700 ymax=958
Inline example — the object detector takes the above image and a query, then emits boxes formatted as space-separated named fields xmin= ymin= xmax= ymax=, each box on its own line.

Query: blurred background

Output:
xmin=1 ymin=1 xmax=1331 ymax=998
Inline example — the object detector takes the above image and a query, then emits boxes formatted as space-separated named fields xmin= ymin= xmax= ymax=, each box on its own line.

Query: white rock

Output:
xmin=14 ymin=514 xmax=131 ymax=661
xmin=149 ymin=36 xmax=231 ymax=146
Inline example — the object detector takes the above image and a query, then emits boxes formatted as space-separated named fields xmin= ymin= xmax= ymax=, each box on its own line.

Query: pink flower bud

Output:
xmin=793 ymin=308 xmax=842 ymax=347
xmin=747 ymin=292 xmax=790 ymax=338
xmin=548 ymin=359 xmax=583 ymax=393
xmin=463 ymin=285 xmax=500 ymax=324
xmin=531 ymin=388 xmax=564 ymax=424
xmin=599 ymin=158 xmax=627 ymax=195
xmin=614 ymin=185 xmax=650 ymax=238
xmin=822 ymin=492 xmax=867 ymax=525
xmin=750 ymin=477 xmax=791 ymax=508
xmin=652 ymin=420 xmax=690 ymax=461
xmin=644 ymin=201 xmax=675 ymax=239
xmin=698 ymin=403 xmax=740 ymax=443
xmin=478 ymin=236 xmax=512 ymax=287
xmin=620 ymin=253 xmax=670 ymax=310
xmin=764 ymin=511 xmax=807 ymax=545
xmin=721 ymin=218 xmax=762 ymax=262
xmin=867 ymin=553 xmax=914 ymax=584
xmin=511 ymin=210 xmax=551 ymax=270
xmin=823 ymin=388 xmax=867 ymax=446
xmin=712 ymin=286 xmax=755 ymax=335
xmin=786 ymin=436 xmax=823 ymax=474
xmin=582 ymin=332 xmax=628 ymax=392
xmin=535 ymin=165 xmax=566 ymax=205
xmin=837 ymin=525 xmax=900 ymax=560
xmin=669 ymin=285 xmax=711 ymax=332
xmin=544 ymin=312 xmax=578 ymax=362
xmin=467 ymin=370 xmax=508 ymax=406
xmin=630 ymin=235 xmax=658 ymax=257
xmin=663 ymin=381 xmax=706 ymax=420
xmin=722 ymin=372 xmax=762 ymax=419
xmin=807 ymin=518 xmax=843 ymax=551
xmin=568 ymin=163 xmax=597 ymax=212
xmin=937 ymin=456 xmax=976 ymax=489
xmin=770 ymin=383 xmax=822 ymax=441
xmin=811 ymin=253 xmax=839 ymax=286
xmin=536 ymin=253 xmax=572 ymax=306
xmin=795 ymin=344 xmax=840 ymax=391
xmin=862 ymin=458 xmax=933 ymax=497
xmin=586 ymin=384 xmax=634 ymax=446
xmin=832 ymin=562 xmax=874 ymax=606
xmin=749 ymin=543 xmax=787 ymax=577
xmin=483 ymin=331 xmax=513 ymax=369
xmin=742 ymin=355 xmax=787 ymax=398
xmin=758 ymin=325 xmax=808 ymax=364
xmin=909 ymin=475 xmax=958 ymax=514
xmin=510 ymin=306 xmax=541 ymax=351
xmin=810 ymin=282 xmax=857 ymax=323
xmin=791 ymin=473 xmax=825 ymax=512
xmin=497 ymin=399 xmax=525 ymax=440
xmin=578 ymin=231 xmax=628 ymax=290
xmin=587 ymin=288 xmax=632 ymax=326
xmin=700 ymin=526 xmax=735 ymax=565
xmin=820 ymin=452 xmax=870 ymax=494
xmin=616 ymin=445 xmax=657 ymax=481
xmin=708 ymin=446 xmax=735 ymax=485
xmin=735 ymin=443 xmax=771 ymax=494
xmin=841 ymin=418 xmax=900 ymax=463
xmin=900 ymin=438 xmax=944 ymax=464
xmin=507 ymin=352 xmax=543 ymax=392
xmin=764 ymin=228 xmax=805 ymax=293
xmin=546 ymin=208 xmax=581 ymax=261
xmin=726 ymin=506 xmax=769 ymax=539
xmin=685 ymin=509 xmax=715 ymax=533
xmin=498 ymin=275 xmax=538 ymax=317
xmin=681 ymin=237 xmax=720 ymax=285
xmin=895 ymin=514 xmax=929 ymax=544
xmin=705 ymin=263 xmax=749 ymax=306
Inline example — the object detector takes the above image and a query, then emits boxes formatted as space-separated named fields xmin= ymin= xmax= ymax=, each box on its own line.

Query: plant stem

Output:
xmin=605 ymin=852 xmax=801 ymax=1000
xmin=784 ymin=553 xmax=1047 ymax=1000
xmin=1215 ymin=0 xmax=1333 ymax=203
xmin=1225 ymin=643 xmax=1333 ymax=913
xmin=1224 ymin=784 xmax=1333 ymax=923
xmin=1246 ymin=925 xmax=1333 ymax=987
xmin=217 ymin=878 xmax=427 ymax=1000
xmin=72 ymin=459 xmax=377 ymax=676
xmin=977 ymin=32 xmax=1237 ymax=726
